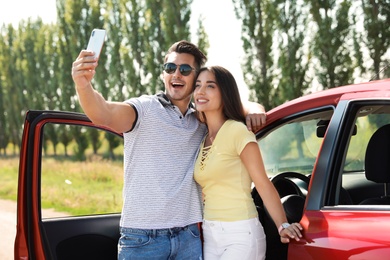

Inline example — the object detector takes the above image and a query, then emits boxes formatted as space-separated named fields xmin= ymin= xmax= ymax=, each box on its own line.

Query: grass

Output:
xmin=0 ymin=155 xmax=124 ymax=216
xmin=40 ymin=156 xmax=124 ymax=215
xmin=0 ymin=126 xmax=126 ymax=216
xmin=0 ymin=156 xmax=19 ymax=201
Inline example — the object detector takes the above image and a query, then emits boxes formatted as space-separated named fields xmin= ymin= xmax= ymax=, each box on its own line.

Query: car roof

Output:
xmin=265 ymin=78 xmax=390 ymax=125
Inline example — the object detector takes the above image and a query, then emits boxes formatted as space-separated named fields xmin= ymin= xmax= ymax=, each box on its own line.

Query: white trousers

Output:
xmin=202 ymin=217 xmax=266 ymax=260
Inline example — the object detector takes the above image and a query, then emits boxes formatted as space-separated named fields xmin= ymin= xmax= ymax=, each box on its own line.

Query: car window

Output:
xmin=338 ymin=104 xmax=390 ymax=206
xmin=41 ymin=123 xmax=123 ymax=218
xmin=259 ymin=110 xmax=333 ymax=177
xmin=344 ymin=110 xmax=390 ymax=172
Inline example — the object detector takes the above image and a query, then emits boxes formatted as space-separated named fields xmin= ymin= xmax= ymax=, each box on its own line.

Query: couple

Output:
xmin=72 ymin=40 xmax=302 ymax=260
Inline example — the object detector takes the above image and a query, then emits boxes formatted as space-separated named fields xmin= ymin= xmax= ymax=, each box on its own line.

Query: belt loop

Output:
xmin=151 ymin=229 xmax=157 ymax=238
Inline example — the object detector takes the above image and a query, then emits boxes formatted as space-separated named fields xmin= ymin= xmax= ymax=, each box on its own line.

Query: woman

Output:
xmin=193 ymin=66 xmax=302 ymax=260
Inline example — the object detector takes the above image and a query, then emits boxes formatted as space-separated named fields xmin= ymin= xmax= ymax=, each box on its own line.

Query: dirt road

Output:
xmin=1 ymin=199 xmax=16 ymax=260
xmin=0 ymin=199 xmax=69 ymax=260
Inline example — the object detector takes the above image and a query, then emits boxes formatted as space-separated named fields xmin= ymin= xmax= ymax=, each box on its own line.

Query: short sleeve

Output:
xmin=229 ymin=121 xmax=257 ymax=155
xmin=124 ymin=95 xmax=153 ymax=130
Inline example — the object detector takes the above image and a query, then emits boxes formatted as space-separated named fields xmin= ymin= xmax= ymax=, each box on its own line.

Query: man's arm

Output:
xmin=72 ymin=50 xmax=136 ymax=133
xmin=243 ymin=101 xmax=267 ymax=132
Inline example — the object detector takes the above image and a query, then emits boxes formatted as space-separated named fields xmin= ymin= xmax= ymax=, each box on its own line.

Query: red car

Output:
xmin=15 ymin=79 xmax=390 ymax=259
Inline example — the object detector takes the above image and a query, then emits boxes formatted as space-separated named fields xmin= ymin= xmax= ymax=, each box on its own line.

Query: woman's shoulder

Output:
xmin=226 ymin=119 xmax=247 ymax=128
xmin=224 ymin=120 xmax=251 ymax=134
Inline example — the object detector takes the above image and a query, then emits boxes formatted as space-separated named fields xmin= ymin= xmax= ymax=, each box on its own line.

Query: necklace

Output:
xmin=208 ymin=134 xmax=216 ymax=144
xmin=204 ymin=134 xmax=213 ymax=147
xmin=206 ymin=119 xmax=226 ymax=146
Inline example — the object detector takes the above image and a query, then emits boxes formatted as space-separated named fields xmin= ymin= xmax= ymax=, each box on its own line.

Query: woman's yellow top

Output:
xmin=194 ymin=120 xmax=258 ymax=221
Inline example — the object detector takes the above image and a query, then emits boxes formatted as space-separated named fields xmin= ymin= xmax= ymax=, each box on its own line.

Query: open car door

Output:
xmin=15 ymin=110 xmax=123 ymax=260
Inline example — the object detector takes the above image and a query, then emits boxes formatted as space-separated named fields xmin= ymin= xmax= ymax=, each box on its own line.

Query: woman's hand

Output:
xmin=279 ymin=222 xmax=303 ymax=243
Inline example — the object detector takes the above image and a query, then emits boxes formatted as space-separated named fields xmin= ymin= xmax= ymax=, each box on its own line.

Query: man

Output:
xmin=72 ymin=40 xmax=265 ymax=259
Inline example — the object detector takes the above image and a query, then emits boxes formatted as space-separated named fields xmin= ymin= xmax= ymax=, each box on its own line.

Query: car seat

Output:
xmin=360 ymin=124 xmax=390 ymax=205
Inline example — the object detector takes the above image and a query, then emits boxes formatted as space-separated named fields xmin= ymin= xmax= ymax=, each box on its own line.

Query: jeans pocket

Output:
xmin=119 ymin=233 xmax=151 ymax=248
xmin=186 ymin=224 xmax=201 ymax=238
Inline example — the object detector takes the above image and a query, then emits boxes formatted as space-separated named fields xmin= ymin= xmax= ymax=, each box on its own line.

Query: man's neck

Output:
xmin=171 ymin=98 xmax=191 ymax=115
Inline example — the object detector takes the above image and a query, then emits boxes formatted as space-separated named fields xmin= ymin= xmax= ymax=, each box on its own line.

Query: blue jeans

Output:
xmin=118 ymin=223 xmax=202 ymax=260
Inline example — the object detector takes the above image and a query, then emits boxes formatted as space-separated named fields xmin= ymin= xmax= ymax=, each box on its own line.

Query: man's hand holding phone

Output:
xmin=86 ymin=29 xmax=106 ymax=59
xmin=72 ymin=29 xmax=106 ymax=89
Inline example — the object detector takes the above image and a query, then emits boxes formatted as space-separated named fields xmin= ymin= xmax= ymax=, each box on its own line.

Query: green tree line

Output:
xmin=0 ymin=0 xmax=389 ymax=158
xmin=233 ymin=0 xmax=390 ymax=108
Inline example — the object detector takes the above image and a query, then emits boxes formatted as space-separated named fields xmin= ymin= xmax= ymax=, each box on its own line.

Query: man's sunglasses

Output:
xmin=163 ymin=63 xmax=196 ymax=76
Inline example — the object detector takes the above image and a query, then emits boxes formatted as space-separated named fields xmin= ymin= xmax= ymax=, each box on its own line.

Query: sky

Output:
xmin=0 ymin=0 xmax=249 ymax=99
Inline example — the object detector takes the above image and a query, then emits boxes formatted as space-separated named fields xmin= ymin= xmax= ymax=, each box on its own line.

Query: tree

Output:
xmin=275 ymin=0 xmax=311 ymax=103
xmin=0 ymin=0 xmax=209 ymax=159
xmin=88 ymin=128 xmax=102 ymax=154
xmin=105 ymin=0 xmax=144 ymax=98
xmin=194 ymin=15 xmax=209 ymax=58
xmin=304 ymin=0 xmax=355 ymax=89
xmin=56 ymin=0 xmax=105 ymax=156
xmin=143 ymin=0 xmax=194 ymax=94
xmin=2 ymin=24 xmax=27 ymax=153
xmin=0 ymin=76 xmax=9 ymax=155
xmin=361 ymin=0 xmax=390 ymax=80
xmin=0 ymin=26 xmax=10 ymax=155
xmin=232 ymin=0 xmax=278 ymax=110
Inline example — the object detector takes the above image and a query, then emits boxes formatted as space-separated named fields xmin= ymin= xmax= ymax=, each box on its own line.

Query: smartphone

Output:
xmin=86 ymin=29 xmax=106 ymax=58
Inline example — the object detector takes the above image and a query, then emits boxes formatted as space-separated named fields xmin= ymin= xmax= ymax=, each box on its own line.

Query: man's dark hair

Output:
xmin=165 ymin=40 xmax=207 ymax=71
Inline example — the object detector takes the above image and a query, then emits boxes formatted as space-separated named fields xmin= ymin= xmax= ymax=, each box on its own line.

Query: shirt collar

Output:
xmin=156 ymin=92 xmax=195 ymax=114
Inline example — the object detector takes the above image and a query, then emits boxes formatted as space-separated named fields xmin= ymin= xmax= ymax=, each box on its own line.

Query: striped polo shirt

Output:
xmin=121 ymin=92 xmax=207 ymax=229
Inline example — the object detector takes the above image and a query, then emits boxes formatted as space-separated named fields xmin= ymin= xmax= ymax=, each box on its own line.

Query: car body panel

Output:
xmin=265 ymin=79 xmax=390 ymax=126
xmin=290 ymin=210 xmax=390 ymax=259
